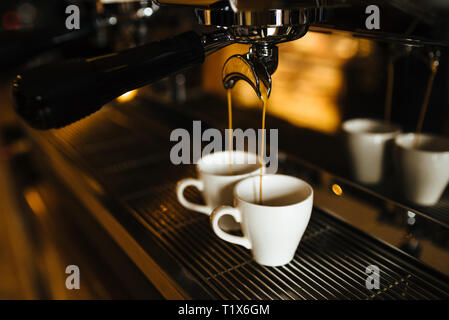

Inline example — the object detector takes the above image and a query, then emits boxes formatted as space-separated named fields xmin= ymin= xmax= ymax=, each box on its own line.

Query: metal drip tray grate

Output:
xmin=125 ymin=184 xmax=449 ymax=300
xmin=35 ymin=108 xmax=449 ymax=299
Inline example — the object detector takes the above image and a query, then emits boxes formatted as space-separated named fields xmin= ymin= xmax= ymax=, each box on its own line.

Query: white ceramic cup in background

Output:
xmin=342 ymin=118 xmax=401 ymax=184
xmin=176 ymin=151 xmax=264 ymax=231
xmin=394 ymin=133 xmax=449 ymax=206
xmin=210 ymin=174 xmax=313 ymax=267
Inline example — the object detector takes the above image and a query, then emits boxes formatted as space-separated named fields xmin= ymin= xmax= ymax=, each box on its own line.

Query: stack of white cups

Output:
xmin=342 ymin=118 xmax=449 ymax=206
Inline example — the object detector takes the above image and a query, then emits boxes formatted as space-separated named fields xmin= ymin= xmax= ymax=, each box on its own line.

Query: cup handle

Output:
xmin=176 ymin=178 xmax=211 ymax=215
xmin=210 ymin=206 xmax=251 ymax=249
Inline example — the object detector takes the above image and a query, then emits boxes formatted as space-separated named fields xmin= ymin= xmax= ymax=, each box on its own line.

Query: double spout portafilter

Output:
xmin=12 ymin=1 xmax=309 ymax=129
xmin=222 ymin=44 xmax=278 ymax=99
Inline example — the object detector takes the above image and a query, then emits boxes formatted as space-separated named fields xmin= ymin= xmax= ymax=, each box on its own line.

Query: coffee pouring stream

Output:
xmin=222 ymin=44 xmax=274 ymax=204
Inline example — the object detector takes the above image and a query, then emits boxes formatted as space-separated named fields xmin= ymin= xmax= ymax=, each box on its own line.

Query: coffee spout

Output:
xmin=222 ymin=44 xmax=276 ymax=99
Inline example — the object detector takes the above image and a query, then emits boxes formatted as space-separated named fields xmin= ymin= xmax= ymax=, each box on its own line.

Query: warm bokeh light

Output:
xmin=116 ymin=89 xmax=138 ymax=103
xmin=24 ymin=188 xmax=47 ymax=217
xmin=332 ymin=184 xmax=343 ymax=196
xmin=202 ymin=32 xmax=373 ymax=133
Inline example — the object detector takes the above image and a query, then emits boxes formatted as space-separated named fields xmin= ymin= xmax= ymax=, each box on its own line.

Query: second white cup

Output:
xmin=342 ymin=118 xmax=401 ymax=184
xmin=211 ymin=174 xmax=313 ymax=267
xmin=176 ymin=150 xmax=264 ymax=231
xmin=394 ymin=133 xmax=449 ymax=206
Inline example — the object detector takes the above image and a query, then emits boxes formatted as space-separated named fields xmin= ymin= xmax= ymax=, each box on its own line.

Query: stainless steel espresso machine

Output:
xmin=12 ymin=0 xmax=449 ymax=129
xmin=3 ymin=0 xmax=449 ymax=299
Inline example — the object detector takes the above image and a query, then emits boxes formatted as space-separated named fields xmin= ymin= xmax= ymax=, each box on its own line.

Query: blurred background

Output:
xmin=0 ymin=0 xmax=449 ymax=299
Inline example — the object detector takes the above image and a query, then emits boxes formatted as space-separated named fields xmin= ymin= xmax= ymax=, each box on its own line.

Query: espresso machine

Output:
xmin=12 ymin=0 xmax=449 ymax=129
xmin=2 ymin=0 xmax=449 ymax=299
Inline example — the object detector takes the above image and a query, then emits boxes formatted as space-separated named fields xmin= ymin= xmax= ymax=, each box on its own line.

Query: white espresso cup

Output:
xmin=210 ymin=174 xmax=313 ymax=267
xmin=394 ymin=133 xmax=449 ymax=206
xmin=342 ymin=118 xmax=401 ymax=184
xmin=176 ymin=150 xmax=264 ymax=231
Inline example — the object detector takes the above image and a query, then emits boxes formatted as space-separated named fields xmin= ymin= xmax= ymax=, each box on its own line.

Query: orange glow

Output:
xmin=202 ymin=32 xmax=372 ymax=134
xmin=332 ymin=184 xmax=343 ymax=196
xmin=358 ymin=39 xmax=374 ymax=57
xmin=82 ymin=173 xmax=105 ymax=195
xmin=116 ymin=90 xmax=138 ymax=103
xmin=335 ymin=37 xmax=359 ymax=59
xmin=12 ymin=140 xmax=31 ymax=154
xmin=24 ymin=188 xmax=47 ymax=217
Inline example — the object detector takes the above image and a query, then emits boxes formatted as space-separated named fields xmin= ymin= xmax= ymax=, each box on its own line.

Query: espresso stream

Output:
xmin=226 ymin=87 xmax=268 ymax=205
xmin=227 ymin=89 xmax=233 ymax=174
xmin=259 ymin=90 xmax=268 ymax=205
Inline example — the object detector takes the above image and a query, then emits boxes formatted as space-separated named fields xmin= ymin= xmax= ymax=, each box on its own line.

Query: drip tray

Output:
xmin=124 ymin=183 xmax=449 ymax=300
xmin=29 ymin=107 xmax=449 ymax=300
